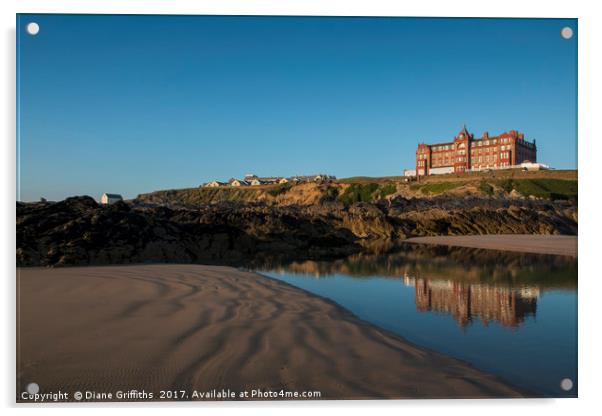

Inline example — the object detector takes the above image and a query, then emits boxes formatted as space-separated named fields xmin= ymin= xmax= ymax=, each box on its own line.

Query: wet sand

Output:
xmin=405 ymin=234 xmax=577 ymax=257
xmin=17 ymin=264 xmax=524 ymax=400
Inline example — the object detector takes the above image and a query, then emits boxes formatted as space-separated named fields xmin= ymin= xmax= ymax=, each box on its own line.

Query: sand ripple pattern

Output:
xmin=17 ymin=265 xmax=524 ymax=400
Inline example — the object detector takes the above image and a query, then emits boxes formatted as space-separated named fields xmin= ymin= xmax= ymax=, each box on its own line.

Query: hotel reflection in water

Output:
xmin=403 ymin=275 xmax=539 ymax=328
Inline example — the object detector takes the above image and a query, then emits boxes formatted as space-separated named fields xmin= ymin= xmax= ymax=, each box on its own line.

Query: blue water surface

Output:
xmin=256 ymin=247 xmax=577 ymax=397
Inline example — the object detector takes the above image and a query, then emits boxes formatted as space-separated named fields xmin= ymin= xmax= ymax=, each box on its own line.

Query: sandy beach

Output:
xmin=17 ymin=264 xmax=524 ymax=400
xmin=405 ymin=234 xmax=577 ymax=257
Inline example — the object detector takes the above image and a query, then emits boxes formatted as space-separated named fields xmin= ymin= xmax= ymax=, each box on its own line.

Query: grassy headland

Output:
xmin=135 ymin=169 xmax=577 ymax=206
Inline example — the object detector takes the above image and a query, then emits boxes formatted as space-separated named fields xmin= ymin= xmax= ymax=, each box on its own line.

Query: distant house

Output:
xmin=288 ymin=174 xmax=335 ymax=184
xmin=205 ymin=174 xmax=335 ymax=188
xmin=248 ymin=177 xmax=279 ymax=186
xmin=312 ymin=174 xmax=336 ymax=183
xmin=404 ymin=169 xmax=416 ymax=177
xmin=229 ymin=178 xmax=249 ymax=187
xmin=100 ymin=193 xmax=123 ymax=205
xmin=203 ymin=181 xmax=226 ymax=188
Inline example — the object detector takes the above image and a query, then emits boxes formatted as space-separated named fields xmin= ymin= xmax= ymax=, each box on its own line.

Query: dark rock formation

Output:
xmin=17 ymin=197 xmax=360 ymax=267
xmin=17 ymin=195 xmax=577 ymax=267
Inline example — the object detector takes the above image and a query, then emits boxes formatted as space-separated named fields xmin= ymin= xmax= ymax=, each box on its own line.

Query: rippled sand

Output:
xmin=17 ymin=264 xmax=524 ymax=400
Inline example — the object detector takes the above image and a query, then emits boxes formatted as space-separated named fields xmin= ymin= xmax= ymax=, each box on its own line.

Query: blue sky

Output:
xmin=17 ymin=15 xmax=577 ymax=201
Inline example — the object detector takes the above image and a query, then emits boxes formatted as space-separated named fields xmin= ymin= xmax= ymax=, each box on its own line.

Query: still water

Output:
xmin=255 ymin=244 xmax=577 ymax=397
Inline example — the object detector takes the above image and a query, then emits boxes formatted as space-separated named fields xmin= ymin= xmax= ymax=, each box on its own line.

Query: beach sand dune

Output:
xmin=18 ymin=265 xmax=524 ymax=400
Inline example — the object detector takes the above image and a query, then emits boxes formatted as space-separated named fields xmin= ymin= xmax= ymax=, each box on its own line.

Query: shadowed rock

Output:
xmin=17 ymin=194 xmax=577 ymax=267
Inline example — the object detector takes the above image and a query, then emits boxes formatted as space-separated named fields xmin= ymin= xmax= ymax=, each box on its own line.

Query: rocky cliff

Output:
xmin=17 ymin=191 xmax=577 ymax=267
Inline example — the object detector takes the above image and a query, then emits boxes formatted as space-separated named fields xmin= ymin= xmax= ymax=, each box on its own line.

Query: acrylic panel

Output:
xmin=16 ymin=14 xmax=578 ymax=402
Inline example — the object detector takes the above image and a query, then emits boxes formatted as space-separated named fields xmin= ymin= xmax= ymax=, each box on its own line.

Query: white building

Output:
xmin=429 ymin=166 xmax=455 ymax=175
xmin=203 ymin=181 xmax=226 ymax=188
xmin=229 ymin=178 xmax=249 ymax=187
xmin=470 ymin=161 xmax=551 ymax=173
xmin=520 ymin=161 xmax=550 ymax=171
xmin=100 ymin=193 xmax=123 ymax=205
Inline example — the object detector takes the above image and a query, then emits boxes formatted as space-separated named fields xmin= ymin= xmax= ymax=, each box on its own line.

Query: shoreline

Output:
xmin=404 ymin=234 xmax=577 ymax=257
xmin=17 ymin=264 xmax=526 ymax=400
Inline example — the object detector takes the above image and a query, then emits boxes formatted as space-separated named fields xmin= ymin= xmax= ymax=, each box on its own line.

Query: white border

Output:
xmin=3 ymin=1 xmax=601 ymax=415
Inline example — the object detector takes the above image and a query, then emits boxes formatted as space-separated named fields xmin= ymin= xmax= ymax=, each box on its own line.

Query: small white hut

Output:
xmin=100 ymin=193 xmax=123 ymax=205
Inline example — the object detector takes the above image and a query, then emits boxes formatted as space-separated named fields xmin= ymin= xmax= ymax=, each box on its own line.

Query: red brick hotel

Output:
xmin=415 ymin=126 xmax=537 ymax=176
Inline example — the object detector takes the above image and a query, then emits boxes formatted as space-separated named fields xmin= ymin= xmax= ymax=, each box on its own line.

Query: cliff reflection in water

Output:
xmin=254 ymin=243 xmax=575 ymax=329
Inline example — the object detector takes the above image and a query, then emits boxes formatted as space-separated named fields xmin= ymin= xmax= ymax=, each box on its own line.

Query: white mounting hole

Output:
xmin=26 ymin=382 xmax=40 ymax=394
xmin=26 ymin=22 xmax=40 ymax=36
xmin=560 ymin=378 xmax=573 ymax=391
xmin=560 ymin=27 xmax=573 ymax=40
